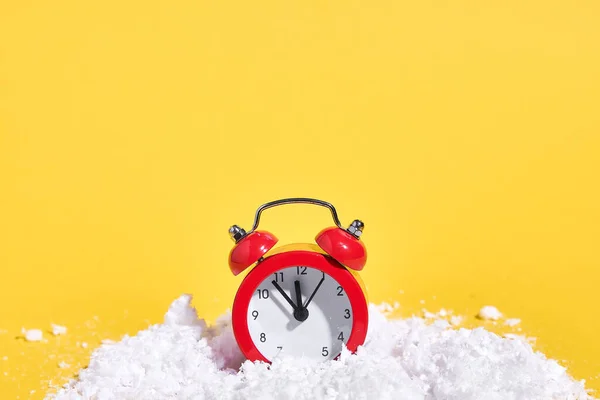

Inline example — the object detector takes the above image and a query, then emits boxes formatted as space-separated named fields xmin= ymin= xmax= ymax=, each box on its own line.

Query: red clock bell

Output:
xmin=227 ymin=198 xmax=369 ymax=363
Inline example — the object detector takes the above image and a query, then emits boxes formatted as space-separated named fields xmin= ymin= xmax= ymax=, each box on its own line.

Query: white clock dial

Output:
xmin=247 ymin=266 xmax=353 ymax=361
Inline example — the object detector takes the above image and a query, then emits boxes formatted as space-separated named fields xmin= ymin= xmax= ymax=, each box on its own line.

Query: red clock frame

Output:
xmin=231 ymin=249 xmax=369 ymax=363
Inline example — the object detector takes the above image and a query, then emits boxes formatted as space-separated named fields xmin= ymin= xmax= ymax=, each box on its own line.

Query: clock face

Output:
xmin=246 ymin=265 xmax=353 ymax=361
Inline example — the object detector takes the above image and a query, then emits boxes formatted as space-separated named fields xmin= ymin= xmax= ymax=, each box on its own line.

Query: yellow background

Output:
xmin=1 ymin=0 xmax=599 ymax=398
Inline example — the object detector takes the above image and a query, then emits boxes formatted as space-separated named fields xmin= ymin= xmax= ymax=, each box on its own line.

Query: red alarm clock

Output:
xmin=227 ymin=198 xmax=369 ymax=363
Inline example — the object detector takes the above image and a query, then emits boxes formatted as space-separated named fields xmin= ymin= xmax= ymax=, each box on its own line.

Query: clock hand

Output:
xmin=293 ymin=280 xmax=309 ymax=322
xmin=272 ymin=280 xmax=298 ymax=311
xmin=303 ymin=273 xmax=325 ymax=309
xmin=294 ymin=280 xmax=303 ymax=309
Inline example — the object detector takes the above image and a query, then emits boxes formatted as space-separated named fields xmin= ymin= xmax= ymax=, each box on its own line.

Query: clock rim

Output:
xmin=231 ymin=249 xmax=369 ymax=363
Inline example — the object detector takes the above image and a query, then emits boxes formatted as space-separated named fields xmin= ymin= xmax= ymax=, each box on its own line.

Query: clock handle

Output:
xmin=228 ymin=197 xmax=364 ymax=244
xmin=249 ymin=198 xmax=344 ymax=233
xmin=227 ymin=197 xmax=367 ymax=274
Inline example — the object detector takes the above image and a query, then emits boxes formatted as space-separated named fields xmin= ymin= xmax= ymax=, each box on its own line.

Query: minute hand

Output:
xmin=303 ymin=274 xmax=325 ymax=309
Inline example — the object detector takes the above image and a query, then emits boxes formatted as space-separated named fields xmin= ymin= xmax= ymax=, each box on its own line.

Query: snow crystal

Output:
xmin=375 ymin=302 xmax=399 ymax=314
xmin=504 ymin=318 xmax=521 ymax=327
xmin=51 ymin=324 xmax=67 ymax=336
xmin=477 ymin=305 xmax=503 ymax=320
xmin=423 ymin=308 xmax=453 ymax=320
xmin=47 ymin=295 xmax=595 ymax=400
xmin=22 ymin=328 xmax=43 ymax=342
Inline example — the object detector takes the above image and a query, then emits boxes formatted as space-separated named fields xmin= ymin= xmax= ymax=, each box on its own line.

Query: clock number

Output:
xmin=260 ymin=333 xmax=266 ymax=342
xmin=274 ymin=272 xmax=283 ymax=282
xmin=257 ymin=289 xmax=269 ymax=299
xmin=296 ymin=266 xmax=307 ymax=275
xmin=252 ymin=310 xmax=259 ymax=320
xmin=338 ymin=332 xmax=344 ymax=341
xmin=337 ymin=286 xmax=344 ymax=296
xmin=277 ymin=346 xmax=283 ymax=351
xmin=321 ymin=347 xmax=329 ymax=357
xmin=344 ymin=309 xmax=351 ymax=319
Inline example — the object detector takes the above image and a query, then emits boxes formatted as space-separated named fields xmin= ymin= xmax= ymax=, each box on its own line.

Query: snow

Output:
xmin=22 ymin=328 xmax=43 ymax=342
xmin=51 ymin=324 xmax=68 ymax=336
xmin=46 ymin=295 xmax=595 ymax=400
xmin=504 ymin=318 xmax=521 ymax=327
xmin=477 ymin=305 xmax=503 ymax=320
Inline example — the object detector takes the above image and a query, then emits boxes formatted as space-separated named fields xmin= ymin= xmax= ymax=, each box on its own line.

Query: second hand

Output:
xmin=303 ymin=272 xmax=325 ymax=309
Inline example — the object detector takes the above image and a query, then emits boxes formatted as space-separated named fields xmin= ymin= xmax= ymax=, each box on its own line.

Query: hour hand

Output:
xmin=272 ymin=280 xmax=298 ymax=311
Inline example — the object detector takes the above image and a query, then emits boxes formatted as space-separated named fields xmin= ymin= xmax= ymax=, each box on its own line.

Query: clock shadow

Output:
xmin=269 ymin=292 xmax=303 ymax=331
xmin=283 ymin=293 xmax=349 ymax=339
xmin=286 ymin=319 xmax=302 ymax=331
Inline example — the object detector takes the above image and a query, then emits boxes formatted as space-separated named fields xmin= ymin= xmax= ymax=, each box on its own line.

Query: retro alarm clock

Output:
xmin=227 ymin=198 xmax=369 ymax=363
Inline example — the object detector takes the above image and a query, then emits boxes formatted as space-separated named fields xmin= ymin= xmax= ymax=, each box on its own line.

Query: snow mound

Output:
xmin=48 ymin=295 xmax=595 ymax=400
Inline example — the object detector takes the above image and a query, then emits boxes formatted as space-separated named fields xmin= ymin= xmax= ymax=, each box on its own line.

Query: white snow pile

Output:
xmin=47 ymin=295 xmax=595 ymax=400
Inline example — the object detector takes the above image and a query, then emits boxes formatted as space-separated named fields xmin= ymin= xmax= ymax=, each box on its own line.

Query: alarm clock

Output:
xmin=227 ymin=198 xmax=369 ymax=363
